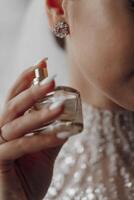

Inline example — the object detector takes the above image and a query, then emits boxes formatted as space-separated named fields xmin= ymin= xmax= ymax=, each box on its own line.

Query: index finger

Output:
xmin=5 ymin=58 xmax=48 ymax=103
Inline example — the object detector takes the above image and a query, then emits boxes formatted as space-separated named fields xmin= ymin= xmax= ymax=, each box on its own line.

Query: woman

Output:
xmin=0 ymin=0 xmax=134 ymax=199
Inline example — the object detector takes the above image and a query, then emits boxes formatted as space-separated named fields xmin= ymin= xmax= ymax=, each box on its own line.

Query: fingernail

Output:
xmin=39 ymin=57 xmax=48 ymax=66
xmin=34 ymin=57 xmax=48 ymax=67
xmin=43 ymin=57 xmax=48 ymax=62
xmin=56 ymin=132 xmax=71 ymax=139
xmin=49 ymin=99 xmax=65 ymax=111
xmin=40 ymin=74 xmax=57 ymax=85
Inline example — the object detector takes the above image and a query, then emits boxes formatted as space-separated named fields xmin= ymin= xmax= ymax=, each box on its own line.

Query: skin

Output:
xmin=47 ymin=0 xmax=134 ymax=111
xmin=0 ymin=0 xmax=134 ymax=199
xmin=0 ymin=59 xmax=68 ymax=200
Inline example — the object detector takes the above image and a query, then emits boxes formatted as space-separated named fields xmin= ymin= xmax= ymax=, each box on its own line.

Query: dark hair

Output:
xmin=53 ymin=34 xmax=66 ymax=50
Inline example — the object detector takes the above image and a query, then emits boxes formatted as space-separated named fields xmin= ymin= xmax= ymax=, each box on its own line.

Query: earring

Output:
xmin=52 ymin=21 xmax=70 ymax=39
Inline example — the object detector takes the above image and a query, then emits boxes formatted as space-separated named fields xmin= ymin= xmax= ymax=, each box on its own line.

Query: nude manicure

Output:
xmin=56 ymin=131 xmax=72 ymax=139
xmin=49 ymin=99 xmax=65 ymax=111
xmin=43 ymin=57 xmax=48 ymax=62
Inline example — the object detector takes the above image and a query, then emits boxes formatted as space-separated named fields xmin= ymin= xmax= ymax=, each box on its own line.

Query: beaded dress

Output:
xmin=44 ymin=103 xmax=134 ymax=200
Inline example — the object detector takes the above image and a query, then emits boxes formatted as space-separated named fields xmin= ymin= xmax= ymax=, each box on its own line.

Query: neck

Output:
xmin=68 ymin=60 xmax=126 ymax=112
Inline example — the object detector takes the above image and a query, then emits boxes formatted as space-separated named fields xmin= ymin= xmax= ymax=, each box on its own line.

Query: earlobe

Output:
xmin=45 ymin=0 xmax=70 ymax=38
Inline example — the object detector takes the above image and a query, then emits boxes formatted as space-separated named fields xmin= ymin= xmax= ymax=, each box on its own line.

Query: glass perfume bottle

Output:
xmin=30 ymin=66 xmax=83 ymax=136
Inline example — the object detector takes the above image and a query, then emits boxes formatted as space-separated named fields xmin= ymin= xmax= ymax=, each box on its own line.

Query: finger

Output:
xmin=5 ymin=58 xmax=48 ymax=103
xmin=0 ymin=125 xmax=68 ymax=161
xmin=1 ymin=101 xmax=65 ymax=141
xmin=1 ymin=76 xmax=55 ymax=125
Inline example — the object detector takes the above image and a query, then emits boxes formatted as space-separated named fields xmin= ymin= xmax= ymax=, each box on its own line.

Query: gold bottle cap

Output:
xmin=33 ymin=66 xmax=48 ymax=85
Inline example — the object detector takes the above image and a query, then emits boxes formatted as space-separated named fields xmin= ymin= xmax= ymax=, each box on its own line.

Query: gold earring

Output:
xmin=52 ymin=21 xmax=70 ymax=38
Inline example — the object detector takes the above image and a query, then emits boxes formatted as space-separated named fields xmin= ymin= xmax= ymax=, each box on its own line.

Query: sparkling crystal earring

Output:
xmin=52 ymin=21 xmax=70 ymax=39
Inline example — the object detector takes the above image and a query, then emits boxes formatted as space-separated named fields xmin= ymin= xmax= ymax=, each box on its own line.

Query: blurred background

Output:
xmin=0 ymin=0 xmax=69 ymax=110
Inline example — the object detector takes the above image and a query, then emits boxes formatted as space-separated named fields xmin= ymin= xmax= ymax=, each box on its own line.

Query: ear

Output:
xmin=45 ymin=0 xmax=65 ymax=28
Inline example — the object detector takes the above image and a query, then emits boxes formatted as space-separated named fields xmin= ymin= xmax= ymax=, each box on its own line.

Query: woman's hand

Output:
xmin=0 ymin=59 xmax=68 ymax=200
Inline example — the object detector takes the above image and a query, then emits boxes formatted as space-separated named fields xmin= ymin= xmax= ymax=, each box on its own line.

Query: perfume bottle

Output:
xmin=31 ymin=66 xmax=83 ymax=136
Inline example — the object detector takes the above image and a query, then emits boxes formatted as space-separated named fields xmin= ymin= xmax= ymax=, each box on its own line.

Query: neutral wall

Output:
xmin=0 ymin=0 xmax=69 ymax=110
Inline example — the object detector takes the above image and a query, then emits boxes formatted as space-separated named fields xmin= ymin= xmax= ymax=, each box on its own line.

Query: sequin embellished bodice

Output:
xmin=44 ymin=103 xmax=134 ymax=200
